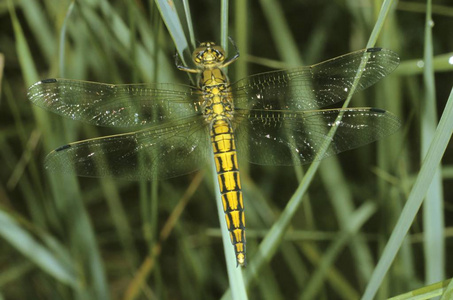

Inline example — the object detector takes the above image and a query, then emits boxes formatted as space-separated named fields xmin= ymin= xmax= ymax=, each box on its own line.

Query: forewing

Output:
xmin=44 ymin=116 xmax=211 ymax=180
xmin=28 ymin=79 xmax=202 ymax=127
xmin=233 ymin=108 xmax=401 ymax=165
xmin=232 ymin=48 xmax=399 ymax=111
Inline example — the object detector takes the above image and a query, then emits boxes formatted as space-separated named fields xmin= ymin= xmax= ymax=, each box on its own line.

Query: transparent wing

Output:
xmin=232 ymin=48 xmax=400 ymax=111
xmin=233 ymin=108 xmax=401 ymax=165
xmin=44 ymin=116 xmax=211 ymax=180
xmin=28 ymin=78 xmax=202 ymax=127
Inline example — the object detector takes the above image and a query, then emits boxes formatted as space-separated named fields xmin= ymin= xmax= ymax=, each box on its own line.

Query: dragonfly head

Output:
xmin=193 ymin=42 xmax=226 ymax=68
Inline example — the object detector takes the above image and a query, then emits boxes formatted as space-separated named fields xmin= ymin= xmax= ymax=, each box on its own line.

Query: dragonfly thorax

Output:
xmin=196 ymin=50 xmax=234 ymax=123
xmin=201 ymin=84 xmax=234 ymax=122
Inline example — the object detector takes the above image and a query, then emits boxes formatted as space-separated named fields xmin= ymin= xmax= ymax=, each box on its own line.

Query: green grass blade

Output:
xmin=396 ymin=53 xmax=453 ymax=75
xmin=155 ymin=0 xmax=189 ymax=60
xmin=441 ymin=278 xmax=453 ymax=300
xmin=59 ymin=1 xmax=75 ymax=77
xmin=220 ymin=0 xmax=229 ymax=48
xmin=233 ymin=0 xmax=248 ymax=81
xmin=11 ymin=1 xmax=111 ymax=297
xmin=181 ymin=0 xmax=196 ymax=49
xmin=19 ymin=0 xmax=56 ymax=63
xmin=366 ymin=0 xmax=397 ymax=48
xmin=299 ymin=201 xmax=375 ymax=300
xmin=258 ymin=0 xmax=302 ymax=65
xmin=387 ymin=278 xmax=452 ymax=300
xmin=0 ymin=209 xmax=79 ymax=287
xmin=4 ymin=0 xmax=452 ymax=298
xmin=421 ymin=0 xmax=445 ymax=284
xmin=9 ymin=0 xmax=38 ymax=85
xmin=362 ymin=87 xmax=453 ymax=299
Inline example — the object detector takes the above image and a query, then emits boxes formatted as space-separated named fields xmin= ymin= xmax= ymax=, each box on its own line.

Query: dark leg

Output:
xmin=175 ymin=51 xmax=199 ymax=74
xmin=222 ymin=37 xmax=240 ymax=68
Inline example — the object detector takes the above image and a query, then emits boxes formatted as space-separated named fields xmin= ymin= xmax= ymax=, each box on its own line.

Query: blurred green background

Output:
xmin=1 ymin=0 xmax=452 ymax=299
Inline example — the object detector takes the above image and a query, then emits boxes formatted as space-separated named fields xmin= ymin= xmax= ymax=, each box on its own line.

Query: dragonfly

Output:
xmin=28 ymin=40 xmax=400 ymax=267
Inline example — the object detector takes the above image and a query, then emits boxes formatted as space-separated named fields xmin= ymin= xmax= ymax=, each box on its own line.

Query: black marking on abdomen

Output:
xmin=215 ymin=152 xmax=239 ymax=173
xmin=218 ymin=172 xmax=242 ymax=192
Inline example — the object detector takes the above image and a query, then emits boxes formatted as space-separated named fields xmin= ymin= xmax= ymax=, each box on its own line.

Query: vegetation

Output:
xmin=0 ymin=0 xmax=452 ymax=299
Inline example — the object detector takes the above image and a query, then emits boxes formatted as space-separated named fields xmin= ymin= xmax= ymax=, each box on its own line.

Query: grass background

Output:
xmin=1 ymin=0 xmax=453 ymax=299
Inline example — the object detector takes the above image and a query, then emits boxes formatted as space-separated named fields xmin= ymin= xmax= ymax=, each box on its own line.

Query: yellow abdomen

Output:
xmin=210 ymin=118 xmax=246 ymax=266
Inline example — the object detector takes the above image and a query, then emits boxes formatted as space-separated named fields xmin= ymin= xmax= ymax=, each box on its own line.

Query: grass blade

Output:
xmin=362 ymin=87 xmax=453 ymax=299
xmin=421 ymin=0 xmax=445 ymax=284
xmin=0 ymin=210 xmax=79 ymax=287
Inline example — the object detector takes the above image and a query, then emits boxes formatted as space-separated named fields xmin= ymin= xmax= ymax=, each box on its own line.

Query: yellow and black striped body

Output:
xmin=180 ymin=42 xmax=246 ymax=266
xmin=209 ymin=117 xmax=245 ymax=267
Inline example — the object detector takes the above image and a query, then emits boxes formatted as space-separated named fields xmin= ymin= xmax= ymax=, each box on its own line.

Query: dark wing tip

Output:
xmin=28 ymin=78 xmax=57 ymax=92
xmin=55 ymin=144 xmax=72 ymax=152
xmin=41 ymin=78 xmax=58 ymax=83
xmin=366 ymin=47 xmax=383 ymax=53
xmin=369 ymin=107 xmax=386 ymax=113
xmin=367 ymin=47 xmax=401 ymax=67
xmin=369 ymin=107 xmax=402 ymax=132
xmin=365 ymin=48 xmax=401 ymax=76
xmin=27 ymin=79 xmax=59 ymax=102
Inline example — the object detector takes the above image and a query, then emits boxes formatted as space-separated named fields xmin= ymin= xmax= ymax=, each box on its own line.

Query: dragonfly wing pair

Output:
xmin=231 ymin=47 xmax=400 ymax=165
xmin=28 ymin=48 xmax=401 ymax=179
xmin=29 ymin=79 xmax=211 ymax=180
xmin=233 ymin=107 xmax=400 ymax=166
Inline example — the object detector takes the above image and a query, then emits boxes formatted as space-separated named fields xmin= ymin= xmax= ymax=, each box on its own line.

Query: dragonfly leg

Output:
xmin=221 ymin=37 xmax=240 ymax=68
xmin=174 ymin=50 xmax=199 ymax=74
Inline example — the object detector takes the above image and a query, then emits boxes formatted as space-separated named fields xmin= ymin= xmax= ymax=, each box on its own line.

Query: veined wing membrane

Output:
xmin=28 ymin=79 xmax=202 ymax=127
xmin=233 ymin=108 xmax=401 ymax=166
xmin=44 ymin=116 xmax=211 ymax=180
xmin=232 ymin=48 xmax=399 ymax=111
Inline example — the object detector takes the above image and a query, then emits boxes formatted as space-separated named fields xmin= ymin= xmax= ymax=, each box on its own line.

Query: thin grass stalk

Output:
xmin=5 ymin=1 xmax=452 ymax=298
xmin=182 ymin=0 xmax=196 ymax=49
xmin=154 ymin=0 xmax=189 ymax=64
xmin=396 ymin=53 xmax=453 ymax=75
xmin=421 ymin=0 xmax=445 ymax=284
xmin=0 ymin=210 xmax=79 ymax=287
xmin=59 ymin=1 xmax=74 ymax=77
xmin=299 ymin=201 xmax=376 ymax=300
xmin=362 ymin=86 xmax=453 ymax=299
xmin=19 ymin=0 xmax=56 ymax=63
xmin=8 ymin=0 xmax=84 ymax=289
xmin=441 ymin=278 xmax=453 ymax=300
xmin=387 ymin=278 xmax=452 ymax=299
xmin=365 ymin=0 xmax=396 ymax=48
xmin=233 ymin=0 xmax=248 ymax=81
xmin=220 ymin=0 xmax=229 ymax=51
